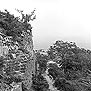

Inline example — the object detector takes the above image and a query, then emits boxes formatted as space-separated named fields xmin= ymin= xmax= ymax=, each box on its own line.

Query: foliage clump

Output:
xmin=32 ymin=73 xmax=49 ymax=91
xmin=46 ymin=40 xmax=91 ymax=91
xmin=0 ymin=9 xmax=36 ymax=42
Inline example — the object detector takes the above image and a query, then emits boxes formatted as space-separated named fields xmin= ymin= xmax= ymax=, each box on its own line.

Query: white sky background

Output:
xmin=0 ymin=0 xmax=91 ymax=50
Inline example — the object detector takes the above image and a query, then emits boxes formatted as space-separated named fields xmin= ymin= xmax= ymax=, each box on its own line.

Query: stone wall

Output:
xmin=0 ymin=28 xmax=35 ymax=91
xmin=0 ymin=9 xmax=36 ymax=91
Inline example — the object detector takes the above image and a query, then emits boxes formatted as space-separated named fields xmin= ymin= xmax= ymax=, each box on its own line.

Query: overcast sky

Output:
xmin=0 ymin=0 xmax=91 ymax=50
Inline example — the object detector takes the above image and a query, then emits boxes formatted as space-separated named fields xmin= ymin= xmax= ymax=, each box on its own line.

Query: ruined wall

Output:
xmin=21 ymin=31 xmax=35 ymax=90
xmin=0 ymin=10 xmax=36 ymax=91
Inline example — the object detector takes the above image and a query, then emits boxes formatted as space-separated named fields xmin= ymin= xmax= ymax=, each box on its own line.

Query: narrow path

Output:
xmin=42 ymin=70 xmax=59 ymax=91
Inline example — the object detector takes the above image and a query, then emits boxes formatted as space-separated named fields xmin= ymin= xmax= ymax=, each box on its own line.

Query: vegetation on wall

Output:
xmin=0 ymin=9 xmax=36 ymax=91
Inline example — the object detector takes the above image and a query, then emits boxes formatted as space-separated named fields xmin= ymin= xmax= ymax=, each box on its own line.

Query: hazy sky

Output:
xmin=0 ymin=0 xmax=91 ymax=50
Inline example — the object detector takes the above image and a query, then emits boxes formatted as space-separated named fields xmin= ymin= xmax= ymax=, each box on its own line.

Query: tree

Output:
xmin=47 ymin=40 xmax=91 ymax=91
xmin=35 ymin=50 xmax=49 ymax=74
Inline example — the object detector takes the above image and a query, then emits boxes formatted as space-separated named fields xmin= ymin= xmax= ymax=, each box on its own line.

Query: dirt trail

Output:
xmin=42 ymin=71 xmax=59 ymax=91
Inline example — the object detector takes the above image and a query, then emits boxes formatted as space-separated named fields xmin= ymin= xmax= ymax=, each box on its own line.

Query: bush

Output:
xmin=32 ymin=73 xmax=49 ymax=91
